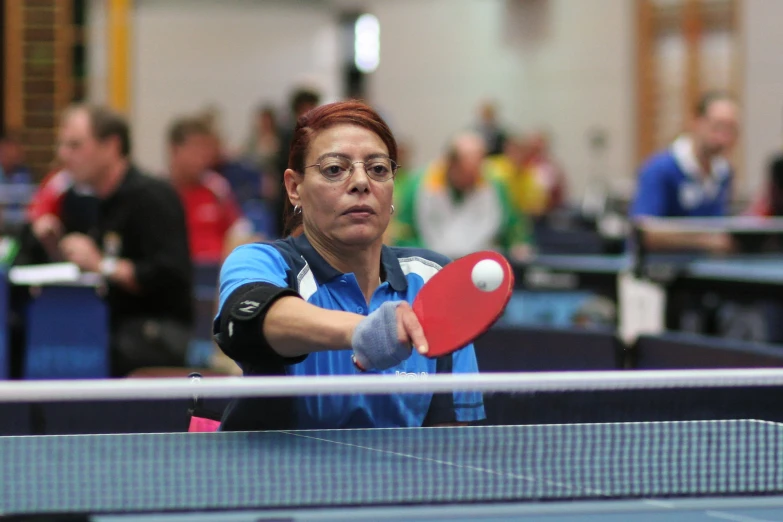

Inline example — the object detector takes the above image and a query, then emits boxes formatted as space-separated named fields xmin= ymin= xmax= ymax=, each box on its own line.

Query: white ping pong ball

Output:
xmin=471 ymin=259 xmax=504 ymax=292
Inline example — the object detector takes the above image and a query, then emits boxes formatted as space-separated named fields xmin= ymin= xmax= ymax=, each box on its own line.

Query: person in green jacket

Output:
xmin=392 ymin=132 xmax=533 ymax=261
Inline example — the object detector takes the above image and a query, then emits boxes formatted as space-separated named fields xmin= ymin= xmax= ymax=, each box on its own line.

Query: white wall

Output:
xmin=742 ymin=0 xmax=783 ymax=196
xmin=106 ymin=0 xmax=635 ymax=197
xmin=87 ymin=0 xmax=108 ymax=106
xmin=365 ymin=0 xmax=635 ymax=199
xmin=129 ymin=0 xmax=343 ymax=174
xmin=519 ymin=0 xmax=635 ymax=199
xmin=87 ymin=0 xmax=783 ymax=203
xmin=364 ymin=0 xmax=531 ymax=161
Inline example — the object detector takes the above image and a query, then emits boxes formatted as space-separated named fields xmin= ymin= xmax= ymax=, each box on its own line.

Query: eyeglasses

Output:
xmin=304 ymin=155 xmax=398 ymax=183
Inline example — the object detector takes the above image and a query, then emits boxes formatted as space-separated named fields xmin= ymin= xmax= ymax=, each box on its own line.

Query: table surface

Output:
xmin=4 ymin=420 xmax=783 ymax=520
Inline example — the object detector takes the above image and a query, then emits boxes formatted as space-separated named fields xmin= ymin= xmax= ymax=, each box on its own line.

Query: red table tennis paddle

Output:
xmin=412 ymin=250 xmax=515 ymax=358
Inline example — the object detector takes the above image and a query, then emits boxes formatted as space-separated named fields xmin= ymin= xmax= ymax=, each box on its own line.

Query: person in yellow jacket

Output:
xmin=485 ymin=135 xmax=549 ymax=218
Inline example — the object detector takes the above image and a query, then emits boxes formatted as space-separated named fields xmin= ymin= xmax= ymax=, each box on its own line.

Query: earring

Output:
xmin=294 ymin=205 xmax=302 ymax=215
xmin=390 ymin=204 xmax=395 ymax=215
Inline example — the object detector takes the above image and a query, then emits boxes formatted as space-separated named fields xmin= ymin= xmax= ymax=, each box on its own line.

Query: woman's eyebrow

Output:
xmin=316 ymin=152 xmax=391 ymax=162
xmin=316 ymin=152 xmax=350 ymax=162
xmin=365 ymin=153 xmax=391 ymax=160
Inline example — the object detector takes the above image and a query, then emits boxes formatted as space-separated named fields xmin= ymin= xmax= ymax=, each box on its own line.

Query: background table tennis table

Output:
xmin=511 ymin=253 xmax=783 ymax=341
xmin=519 ymin=253 xmax=783 ymax=293
xmin=4 ymin=420 xmax=783 ymax=521
xmin=634 ymin=216 xmax=783 ymax=235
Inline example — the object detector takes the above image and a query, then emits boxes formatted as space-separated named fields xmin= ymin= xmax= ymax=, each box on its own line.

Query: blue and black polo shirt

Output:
xmin=631 ymin=135 xmax=733 ymax=218
xmin=213 ymin=233 xmax=486 ymax=431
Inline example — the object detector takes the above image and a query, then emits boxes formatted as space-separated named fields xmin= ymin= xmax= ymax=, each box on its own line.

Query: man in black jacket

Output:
xmin=56 ymin=104 xmax=193 ymax=376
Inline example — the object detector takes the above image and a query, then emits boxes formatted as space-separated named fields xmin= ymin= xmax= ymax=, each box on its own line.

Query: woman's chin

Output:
xmin=334 ymin=223 xmax=384 ymax=246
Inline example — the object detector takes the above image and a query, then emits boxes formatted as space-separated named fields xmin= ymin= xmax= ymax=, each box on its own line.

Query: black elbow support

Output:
xmin=213 ymin=282 xmax=305 ymax=366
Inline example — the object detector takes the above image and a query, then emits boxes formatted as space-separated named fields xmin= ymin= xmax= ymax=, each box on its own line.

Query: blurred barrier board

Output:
xmin=193 ymin=262 xmax=220 ymax=289
xmin=23 ymin=285 xmax=109 ymax=379
xmin=0 ymin=269 xmax=7 ymax=379
xmin=474 ymin=326 xmax=621 ymax=373
xmin=189 ymin=262 xmax=220 ymax=367
xmin=633 ymin=332 xmax=783 ymax=369
xmin=192 ymin=262 xmax=219 ymax=342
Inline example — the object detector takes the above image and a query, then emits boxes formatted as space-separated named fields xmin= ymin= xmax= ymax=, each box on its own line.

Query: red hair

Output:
xmin=283 ymin=100 xmax=398 ymax=236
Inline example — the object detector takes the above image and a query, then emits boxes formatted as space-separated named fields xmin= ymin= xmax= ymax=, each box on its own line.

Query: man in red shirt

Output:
xmin=167 ymin=117 xmax=254 ymax=264
xmin=26 ymin=169 xmax=73 ymax=258
xmin=14 ymin=168 xmax=100 ymax=264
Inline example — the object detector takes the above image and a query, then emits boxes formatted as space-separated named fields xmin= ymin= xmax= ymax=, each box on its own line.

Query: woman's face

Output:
xmin=287 ymin=124 xmax=394 ymax=247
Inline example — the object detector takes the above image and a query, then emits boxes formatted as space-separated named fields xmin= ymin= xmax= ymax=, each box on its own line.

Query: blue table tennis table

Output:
xmin=512 ymin=253 xmax=783 ymax=340
xmin=524 ymin=253 xmax=783 ymax=288
xmin=4 ymin=420 xmax=783 ymax=521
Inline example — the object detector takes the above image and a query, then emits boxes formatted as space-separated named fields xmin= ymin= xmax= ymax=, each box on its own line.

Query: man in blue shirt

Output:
xmin=0 ymin=131 xmax=33 ymax=230
xmin=630 ymin=92 xmax=739 ymax=252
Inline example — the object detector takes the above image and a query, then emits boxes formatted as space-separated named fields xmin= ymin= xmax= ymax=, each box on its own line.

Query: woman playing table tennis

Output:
xmin=214 ymin=100 xmax=485 ymax=431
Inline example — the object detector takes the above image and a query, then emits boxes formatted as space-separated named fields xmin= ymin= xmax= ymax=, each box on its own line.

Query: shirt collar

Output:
xmin=102 ymin=164 xmax=140 ymax=204
xmin=671 ymin=134 xmax=731 ymax=181
xmin=292 ymin=233 xmax=408 ymax=292
xmin=381 ymin=244 xmax=408 ymax=292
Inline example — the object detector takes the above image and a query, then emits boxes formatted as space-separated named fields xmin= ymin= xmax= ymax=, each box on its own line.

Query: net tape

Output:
xmin=3 ymin=368 xmax=783 ymax=402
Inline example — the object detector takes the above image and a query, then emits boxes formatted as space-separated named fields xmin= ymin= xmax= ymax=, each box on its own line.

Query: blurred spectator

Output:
xmin=746 ymin=155 xmax=783 ymax=217
xmin=0 ymin=131 xmax=34 ymax=231
xmin=0 ymin=131 xmax=32 ymax=183
xmin=526 ymin=131 xmax=568 ymax=212
xmin=198 ymin=111 xmax=274 ymax=237
xmin=485 ymin=135 xmax=549 ymax=218
xmin=393 ymin=139 xmax=414 ymax=188
xmin=391 ymin=139 xmax=417 ymax=210
xmin=20 ymin=168 xmax=99 ymax=263
xmin=475 ymin=100 xmax=507 ymax=156
xmin=55 ymin=103 xmax=193 ymax=376
xmin=746 ymin=133 xmax=783 ymax=217
xmin=385 ymin=139 xmax=414 ymax=245
xmin=167 ymin=116 xmax=255 ymax=264
xmin=393 ymin=131 xmax=533 ymax=260
xmin=274 ymin=87 xmax=322 ymax=236
xmin=630 ymin=91 xmax=739 ymax=253
xmin=241 ymin=104 xmax=282 ymax=200
xmin=200 ymin=113 xmax=258 ymax=203
xmin=277 ymin=88 xmax=321 ymax=168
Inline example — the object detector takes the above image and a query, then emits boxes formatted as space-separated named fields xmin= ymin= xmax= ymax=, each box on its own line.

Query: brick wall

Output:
xmin=11 ymin=0 xmax=74 ymax=180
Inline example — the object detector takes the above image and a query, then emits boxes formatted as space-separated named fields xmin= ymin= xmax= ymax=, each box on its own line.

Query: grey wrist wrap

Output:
xmin=351 ymin=301 xmax=411 ymax=371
